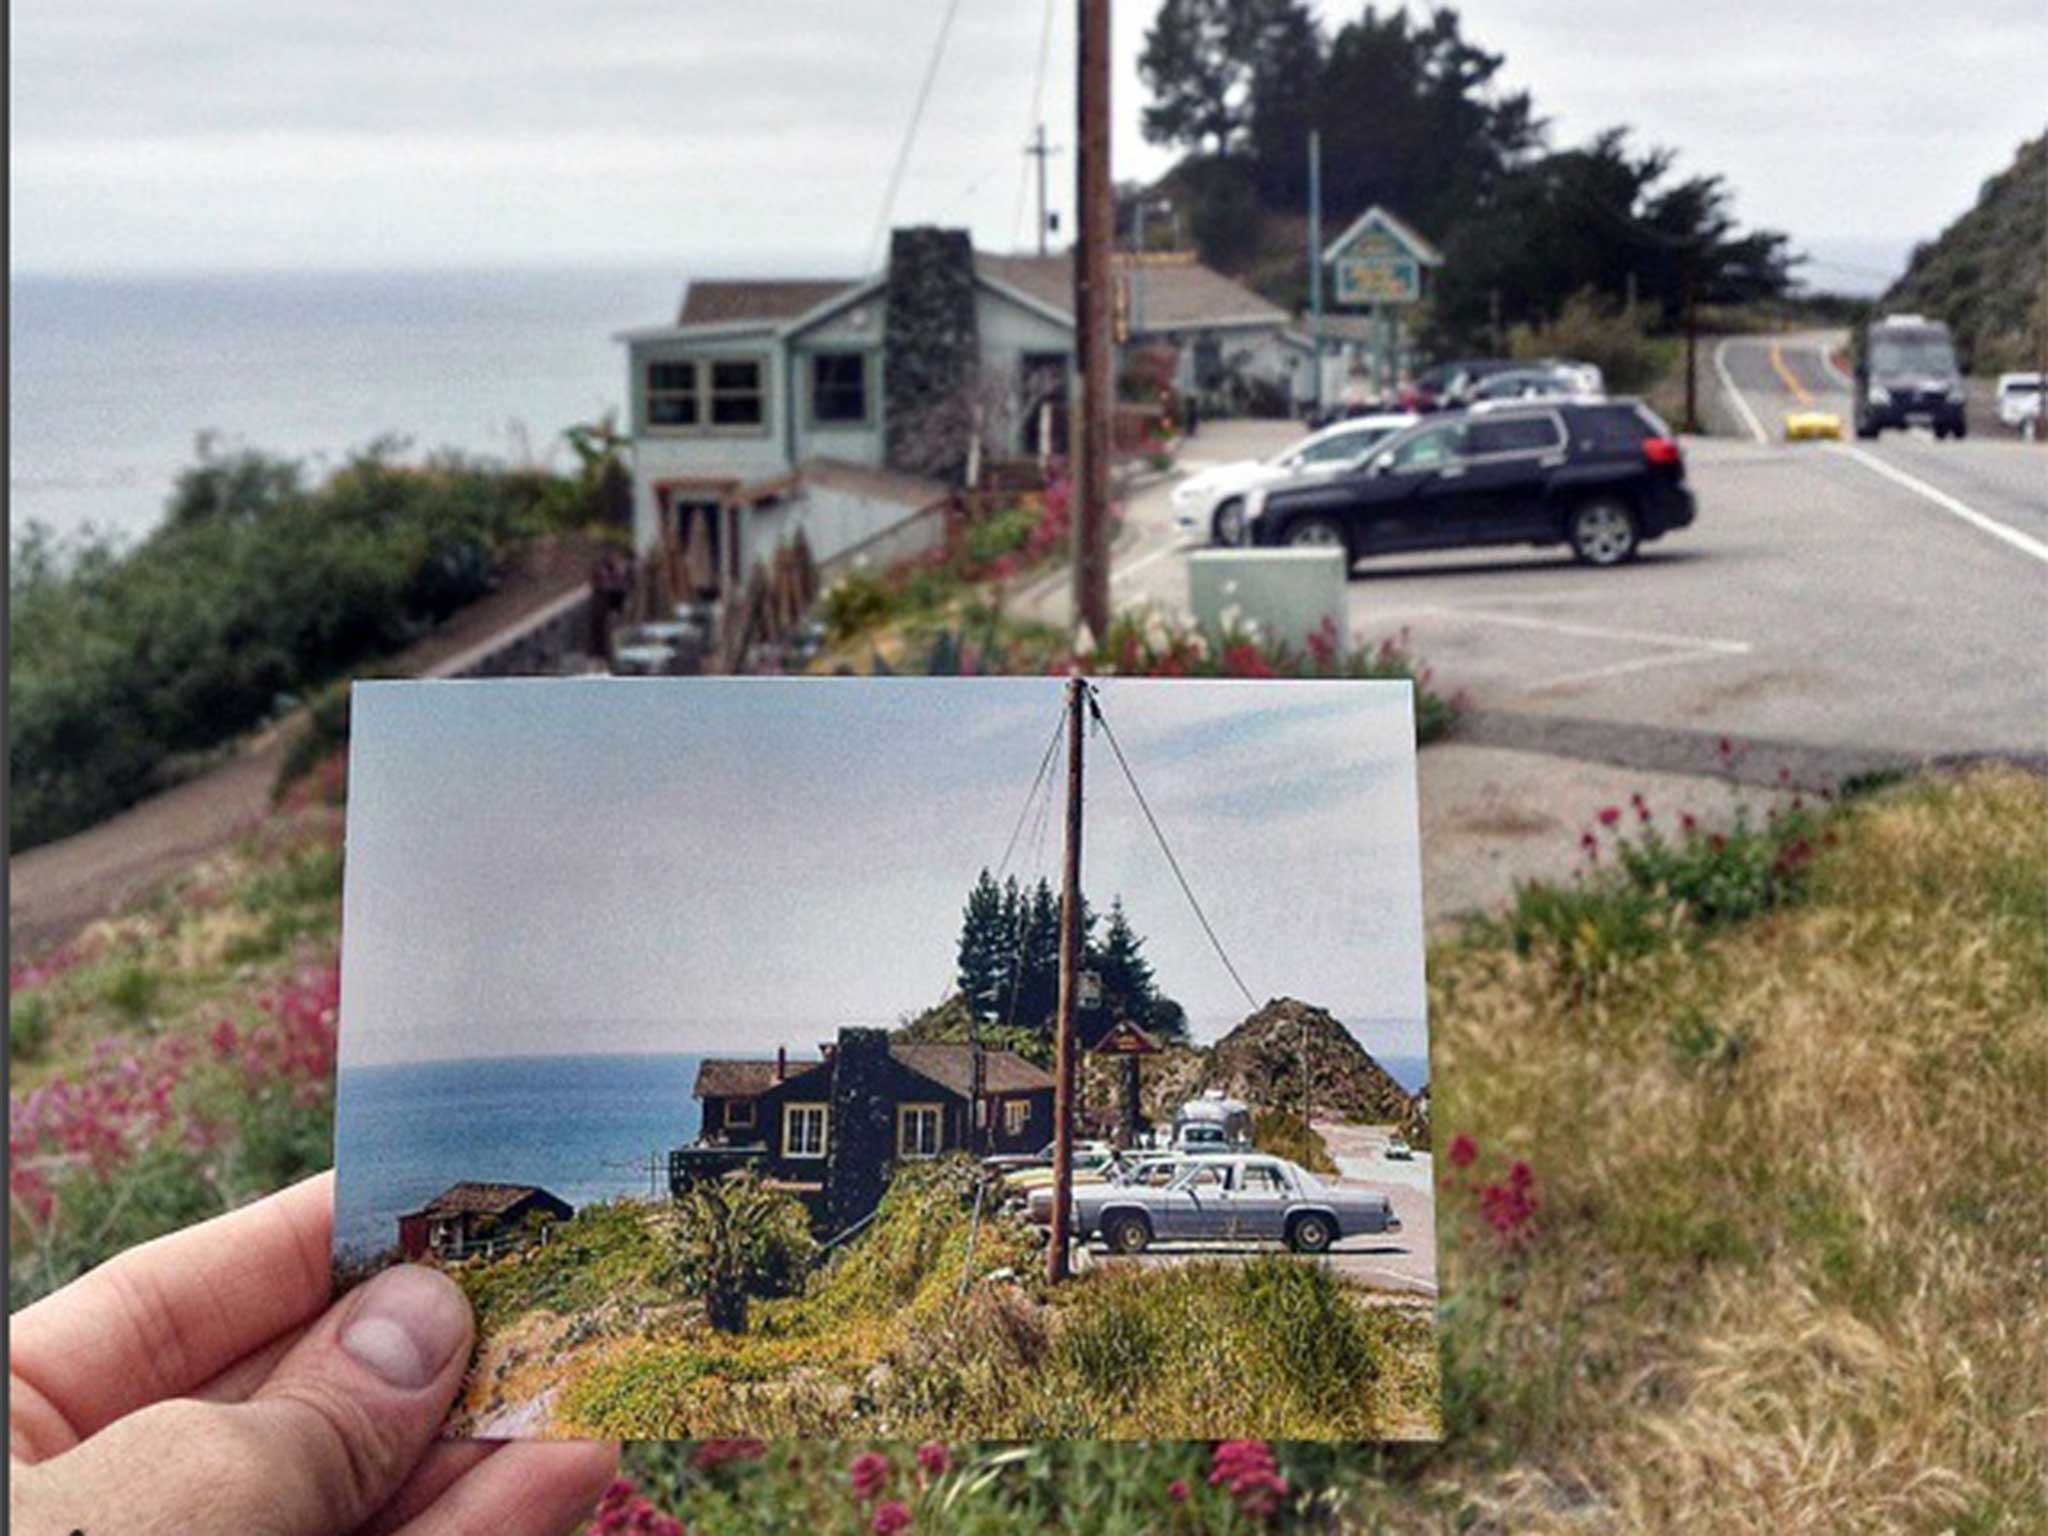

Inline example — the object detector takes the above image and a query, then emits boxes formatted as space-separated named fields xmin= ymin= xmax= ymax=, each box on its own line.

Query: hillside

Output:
xmin=1883 ymin=133 xmax=2046 ymax=373
xmin=1205 ymin=997 xmax=1413 ymax=1125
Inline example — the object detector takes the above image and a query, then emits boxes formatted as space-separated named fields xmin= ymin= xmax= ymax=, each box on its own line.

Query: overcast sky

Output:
xmin=337 ymin=678 xmax=1429 ymax=1069
xmin=10 ymin=1 xmax=2041 ymax=290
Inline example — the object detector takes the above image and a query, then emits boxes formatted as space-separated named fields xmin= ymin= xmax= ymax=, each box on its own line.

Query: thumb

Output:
xmin=14 ymin=1264 xmax=474 ymax=1536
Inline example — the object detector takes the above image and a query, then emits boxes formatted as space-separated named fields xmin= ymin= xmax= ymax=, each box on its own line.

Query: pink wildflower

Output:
xmin=848 ymin=1451 xmax=892 ymax=1502
xmin=871 ymin=1500 xmax=912 ymax=1536
xmin=1447 ymin=1133 xmax=1478 ymax=1169
xmin=1209 ymin=1440 xmax=1288 ymax=1520
xmin=914 ymin=1441 xmax=951 ymax=1478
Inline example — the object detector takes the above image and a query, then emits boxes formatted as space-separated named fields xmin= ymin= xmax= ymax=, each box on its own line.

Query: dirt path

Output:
xmin=7 ymin=536 xmax=605 ymax=956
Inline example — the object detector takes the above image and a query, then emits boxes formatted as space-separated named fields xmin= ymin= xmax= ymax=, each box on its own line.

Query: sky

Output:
xmin=336 ymin=677 xmax=1430 ymax=1069
xmin=10 ymin=1 xmax=2042 ymax=291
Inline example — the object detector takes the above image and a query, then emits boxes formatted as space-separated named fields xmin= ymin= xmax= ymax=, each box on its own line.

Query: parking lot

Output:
xmin=1058 ymin=336 xmax=2045 ymax=776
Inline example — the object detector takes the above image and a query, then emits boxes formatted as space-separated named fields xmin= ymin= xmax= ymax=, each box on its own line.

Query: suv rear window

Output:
xmin=1467 ymin=415 xmax=1563 ymax=455
xmin=1573 ymin=405 xmax=1655 ymax=455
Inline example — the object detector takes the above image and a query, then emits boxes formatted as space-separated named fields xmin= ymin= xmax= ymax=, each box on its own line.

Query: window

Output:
xmin=1387 ymin=422 xmax=1467 ymax=472
xmin=1002 ymin=1099 xmax=1031 ymax=1137
xmin=1241 ymin=1164 xmax=1288 ymax=1195
xmin=897 ymin=1104 xmax=943 ymax=1160
xmin=647 ymin=357 xmax=767 ymax=431
xmin=710 ymin=360 xmax=765 ymax=426
xmin=1182 ymin=1164 xmax=1231 ymax=1192
xmin=784 ymin=1103 xmax=829 ymax=1158
xmin=1295 ymin=431 xmax=1374 ymax=465
xmin=724 ymin=1098 xmax=756 ymax=1130
xmin=647 ymin=361 xmax=699 ymax=426
xmin=810 ymin=352 xmax=869 ymax=424
xmin=1466 ymin=415 xmax=1563 ymax=456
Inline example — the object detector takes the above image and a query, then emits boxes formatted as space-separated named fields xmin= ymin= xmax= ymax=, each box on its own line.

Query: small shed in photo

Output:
xmin=397 ymin=1181 xmax=573 ymax=1261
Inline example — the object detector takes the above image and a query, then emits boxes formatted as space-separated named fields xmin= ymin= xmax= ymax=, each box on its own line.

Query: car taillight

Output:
xmin=1642 ymin=436 xmax=1682 ymax=467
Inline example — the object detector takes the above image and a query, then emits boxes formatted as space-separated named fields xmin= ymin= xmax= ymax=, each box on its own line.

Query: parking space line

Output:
xmin=1110 ymin=539 xmax=1181 ymax=587
xmin=1714 ymin=338 xmax=1771 ymax=444
xmin=1528 ymin=645 xmax=1750 ymax=692
xmin=1827 ymin=445 xmax=2048 ymax=565
xmin=1406 ymin=603 xmax=1751 ymax=655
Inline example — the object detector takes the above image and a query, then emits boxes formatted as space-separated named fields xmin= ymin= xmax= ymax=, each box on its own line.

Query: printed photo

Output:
xmin=333 ymin=675 xmax=1437 ymax=1440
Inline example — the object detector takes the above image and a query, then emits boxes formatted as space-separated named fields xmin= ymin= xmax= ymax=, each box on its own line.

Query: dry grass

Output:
xmin=1413 ymin=766 xmax=2048 ymax=1533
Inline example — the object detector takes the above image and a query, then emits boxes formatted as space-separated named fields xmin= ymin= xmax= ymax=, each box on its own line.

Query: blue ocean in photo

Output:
xmin=333 ymin=1052 xmax=705 ymax=1257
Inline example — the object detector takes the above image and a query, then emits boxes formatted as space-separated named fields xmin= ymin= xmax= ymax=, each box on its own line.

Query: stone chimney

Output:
xmin=823 ymin=1026 xmax=894 ymax=1233
xmin=776 ymin=1046 xmax=787 ymax=1083
xmin=882 ymin=226 xmax=980 ymax=483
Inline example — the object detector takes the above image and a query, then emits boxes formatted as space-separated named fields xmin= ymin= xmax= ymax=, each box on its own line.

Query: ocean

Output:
xmin=8 ymin=264 xmax=684 ymax=547
xmin=332 ymin=1052 xmax=705 ymax=1258
xmin=330 ymin=1044 xmax=1429 ymax=1258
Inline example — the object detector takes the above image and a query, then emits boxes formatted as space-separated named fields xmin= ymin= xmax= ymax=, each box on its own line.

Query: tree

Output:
xmin=667 ymin=1175 xmax=816 ymax=1334
xmin=1090 ymin=898 xmax=1156 ymax=1031
xmin=1140 ymin=0 xmax=1321 ymax=159
xmin=954 ymin=868 xmax=1010 ymax=1020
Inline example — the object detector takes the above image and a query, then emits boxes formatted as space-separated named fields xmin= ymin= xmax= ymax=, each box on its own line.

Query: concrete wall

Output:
xmin=749 ymin=478 xmax=947 ymax=578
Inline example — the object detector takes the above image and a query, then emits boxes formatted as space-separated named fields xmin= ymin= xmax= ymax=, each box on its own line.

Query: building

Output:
xmin=396 ymin=1182 xmax=573 ymax=1262
xmin=613 ymin=228 xmax=1307 ymax=603
xmin=673 ymin=1026 xmax=1056 ymax=1232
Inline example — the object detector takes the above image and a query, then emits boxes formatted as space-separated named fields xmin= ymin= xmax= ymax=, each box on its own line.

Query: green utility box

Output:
xmin=1187 ymin=548 xmax=1349 ymax=653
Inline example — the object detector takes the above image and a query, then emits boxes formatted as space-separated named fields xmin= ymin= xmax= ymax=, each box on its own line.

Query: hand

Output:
xmin=9 ymin=1172 xmax=618 ymax=1536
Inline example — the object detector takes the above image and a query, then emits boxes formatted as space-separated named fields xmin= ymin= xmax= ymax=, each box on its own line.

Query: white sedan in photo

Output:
xmin=1172 ymin=413 xmax=1417 ymax=546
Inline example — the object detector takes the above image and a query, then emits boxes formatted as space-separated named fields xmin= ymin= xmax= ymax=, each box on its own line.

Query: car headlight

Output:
xmin=1868 ymin=386 xmax=1892 ymax=405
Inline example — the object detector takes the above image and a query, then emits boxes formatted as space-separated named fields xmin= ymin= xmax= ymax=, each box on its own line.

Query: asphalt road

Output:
xmin=1060 ymin=337 xmax=2045 ymax=776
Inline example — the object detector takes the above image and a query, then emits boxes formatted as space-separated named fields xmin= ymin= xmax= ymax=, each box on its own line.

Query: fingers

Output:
xmin=360 ymin=1441 xmax=503 ymax=1536
xmin=10 ymin=1171 xmax=336 ymax=1452
xmin=390 ymin=1442 xmax=621 ymax=1536
xmin=9 ymin=1263 xmax=474 ymax=1536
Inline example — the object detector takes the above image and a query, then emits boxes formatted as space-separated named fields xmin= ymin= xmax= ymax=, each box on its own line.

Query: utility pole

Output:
xmin=2037 ymin=118 xmax=2047 ymax=444
xmin=1308 ymin=129 xmax=1324 ymax=418
xmin=1072 ymin=0 xmax=1113 ymax=646
xmin=1047 ymin=677 xmax=1086 ymax=1283
xmin=1027 ymin=124 xmax=1057 ymax=257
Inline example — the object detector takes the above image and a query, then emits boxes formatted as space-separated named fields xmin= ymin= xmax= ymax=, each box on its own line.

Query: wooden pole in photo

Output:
xmin=1047 ymin=676 xmax=1086 ymax=1282
xmin=1072 ymin=0 xmax=1113 ymax=646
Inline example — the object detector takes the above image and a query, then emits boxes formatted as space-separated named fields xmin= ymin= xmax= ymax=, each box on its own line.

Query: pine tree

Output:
xmin=955 ymin=868 xmax=1009 ymax=1019
xmin=1092 ymin=897 xmax=1157 ymax=1031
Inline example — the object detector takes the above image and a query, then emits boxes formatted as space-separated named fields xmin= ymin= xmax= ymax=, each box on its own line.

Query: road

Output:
xmin=1048 ymin=334 xmax=2045 ymax=779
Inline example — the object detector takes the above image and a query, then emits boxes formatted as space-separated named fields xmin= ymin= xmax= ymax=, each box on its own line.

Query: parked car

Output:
xmin=1996 ymin=372 xmax=2043 ymax=431
xmin=1853 ymin=313 xmax=1967 ymax=439
xmin=999 ymin=1141 xmax=1117 ymax=1192
xmin=1171 ymin=1090 xmax=1252 ymax=1152
xmin=1171 ymin=414 xmax=1416 ymax=545
xmin=1238 ymin=399 xmax=1694 ymax=570
xmin=1027 ymin=1153 xmax=1399 ymax=1254
xmin=1467 ymin=365 xmax=1592 ymax=404
xmin=1384 ymin=1138 xmax=1413 ymax=1161
xmin=1411 ymin=358 xmax=1518 ymax=412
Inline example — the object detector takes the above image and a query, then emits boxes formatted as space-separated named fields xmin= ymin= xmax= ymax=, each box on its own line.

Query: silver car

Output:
xmin=1028 ymin=1153 xmax=1399 ymax=1255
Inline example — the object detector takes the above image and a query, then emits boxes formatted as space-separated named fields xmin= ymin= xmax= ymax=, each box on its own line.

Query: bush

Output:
xmin=9 ymin=993 xmax=52 ymax=1059
xmin=1509 ymin=286 xmax=1664 ymax=393
xmin=1250 ymin=1109 xmax=1337 ymax=1174
xmin=273 ymin=682 xmax=354 ymax=802
xmin=669 ymin=1175 xmax=818 ymax=1333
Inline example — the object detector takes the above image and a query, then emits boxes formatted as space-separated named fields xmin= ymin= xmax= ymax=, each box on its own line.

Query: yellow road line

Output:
xmin=1768 ymin=342 xmax=1812 ymax=406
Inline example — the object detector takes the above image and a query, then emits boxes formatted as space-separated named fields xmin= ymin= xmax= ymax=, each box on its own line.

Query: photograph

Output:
xmin=331 ymin=675 xmax=1438 ymax=1440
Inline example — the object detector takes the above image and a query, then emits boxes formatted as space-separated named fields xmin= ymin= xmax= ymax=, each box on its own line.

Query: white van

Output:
xmin=1995 ymin=373 xmax=2043 ymax=430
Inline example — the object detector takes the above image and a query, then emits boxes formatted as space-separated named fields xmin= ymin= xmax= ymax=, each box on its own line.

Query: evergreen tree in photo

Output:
xmin=954 ymin=868 xmax=1009 ymax=1020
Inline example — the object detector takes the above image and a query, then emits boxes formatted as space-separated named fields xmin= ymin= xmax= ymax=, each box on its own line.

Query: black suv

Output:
xmin=1241 ymin=400 xmax=1693 ymax=569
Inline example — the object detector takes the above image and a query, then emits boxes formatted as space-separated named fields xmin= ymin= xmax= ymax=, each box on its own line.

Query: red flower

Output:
xmin=849 ymin=1451 xmax=892 ymax=1502
xmin=1447 ymin=1133 xmax=1478 ymax=1168
xmin=914 ymin=1441 xmax=951 ymax=1478
xmin=692 ymin=1438 xmax=766 ymax=1470
xmin=1597 ymin=806 xmax=1622 ymax=827
xmin=1679 ymin=812 xmax=1699 ymax=835
xmin=1717 ymin=735 xmax=1734 ymax=758
xmin=871 ymin=1500 xmax=912 ymax=1536
xmin=1167 ymin=1479 xmax=1190 ymax=1502
xmin=1209 ymin=1440 xmax=1288 ymax=1520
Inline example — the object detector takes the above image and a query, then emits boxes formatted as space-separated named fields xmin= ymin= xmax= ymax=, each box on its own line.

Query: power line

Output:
xmin=995 ymin=711 xmax=1067 ymax=882
xmin=865 ymin=0 xmax=970 ymax=272
xmin=1087 ymin=691 xmax=1261 ymax=1013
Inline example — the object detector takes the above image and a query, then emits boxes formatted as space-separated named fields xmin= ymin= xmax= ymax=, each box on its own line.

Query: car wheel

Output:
xmin=1569 ymin=498 xmax=1639 ymax=567
xmin=1281 ymin=515 xmax=1351 ymax=559
xmin=1288 ymin=1213 xmax=1334 ymax=1254
xmin=1953 ymin=419 xmax=1968 ymax=440
xmin=1856 ymin=418 xmax=1880 ymax=440
xmin=1104 ymin=1212 xmax=1152 ymax=1255
xmin=1211 ymin=497 xmax=1245 ymax=546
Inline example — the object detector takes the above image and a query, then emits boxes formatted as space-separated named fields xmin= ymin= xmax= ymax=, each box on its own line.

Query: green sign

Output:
xmin=1335 ymin=255 xmax=1420 ymax=305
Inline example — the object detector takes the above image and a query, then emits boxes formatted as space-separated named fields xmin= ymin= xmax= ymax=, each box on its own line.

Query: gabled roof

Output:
xmin=890 ymin=1042 xmax=1055 ymax=1097
xmin=1320 ymin=205 xmax=1445 ymax=268
xmin=679 ymin=279 xmax=862 ymax=326
xmin=694 ymin=1057 xmax=825 ymax=1098
xmin=974 ymin=252 xmax=1289 ymax=332
xmin=406 ymin=1182 xmax=565 ymax=1219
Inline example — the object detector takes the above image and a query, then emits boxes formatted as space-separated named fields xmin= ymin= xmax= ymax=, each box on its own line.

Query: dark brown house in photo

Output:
xmin=397 ymin=1182 xmax=573 ymax=1261
xmin=674 ymin=1027 xmax=1055 ymax=1230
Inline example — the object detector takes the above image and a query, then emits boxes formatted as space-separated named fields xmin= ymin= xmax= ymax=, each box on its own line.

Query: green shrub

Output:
xmin=961 ymin=502 xmax=1039 ymax=568
xmin=1250 ymin=1109 xmax=1338 ymax=1174
xmin=667 ymin=1175 xmax=818 ymax=1333
xmin=273 ymin=681 xmax=354 ymax=802
xmin=1509 ymin=287 xmax=1663 ymax=393
xmin=101 ymin=960 xmax=162 ymax=1022
xmin=9 ymin=993 xmax=52 ymax=1059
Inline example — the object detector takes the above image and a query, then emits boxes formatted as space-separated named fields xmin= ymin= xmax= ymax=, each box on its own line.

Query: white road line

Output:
xmin=1714 ymin=337 xmax=1771 ymax=445
xmin=1815 ymin=340 xmax=1855 ymax=390
xmin=1110 ymin=537 xmax=1184 ymax=587
xmin=1406 ymin=603 xmax=1751 ymax=655
xmin=1528 ymin=645 xmax=1748 ymax=692
xmin=1828 ymin=444 xmax=2048 ymax=565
